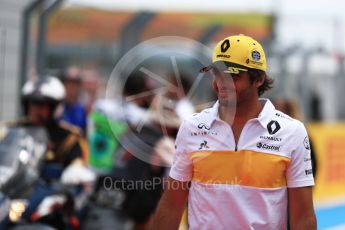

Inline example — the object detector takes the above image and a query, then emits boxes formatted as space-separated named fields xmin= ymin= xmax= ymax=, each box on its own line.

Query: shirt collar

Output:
xmin=201 ymin=101 xmax=219 ymax=128
xmin=203 ymin=98 xmax=275 ymax=128
xmin=257 ymin=98 xmax=276 ymax=128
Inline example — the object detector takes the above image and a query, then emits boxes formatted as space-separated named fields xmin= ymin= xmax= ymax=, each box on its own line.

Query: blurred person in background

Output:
xmin=80 ymin=69 xmax=104 ymax=114
xmin=165 ymin=73 xmax=195 ymax=120
xmin=88 ymin=72 xmax=150 ymax=173
xmin=7 ymin=76 xmax=93 ymax=228
xmin=58 ymin=66 xmax=87 ymax=134
xmin=20 ymin=76 xmax=88 ymax=168
xmin=111 ymin=95 xmax=179 ymax=230
xmin=153 ymin=34 xmax=316 ymax=230
xmin=90 ymin=71 xmax=184 ymax=230
xmin=273 ymin=98 xmax=318 ymax=178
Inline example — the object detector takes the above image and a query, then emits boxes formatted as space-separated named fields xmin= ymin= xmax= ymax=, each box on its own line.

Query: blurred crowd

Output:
xmin=0 ymin=64 xmax=197 ymax=230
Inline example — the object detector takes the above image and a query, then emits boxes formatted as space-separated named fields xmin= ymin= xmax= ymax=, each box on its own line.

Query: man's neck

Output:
xmin=219 ymin=98 xmax=263 ymax=144
xmin=219 ymin=98 xmax=263 ymax=126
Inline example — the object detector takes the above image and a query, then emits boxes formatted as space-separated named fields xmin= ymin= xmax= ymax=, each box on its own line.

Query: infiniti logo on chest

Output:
xmin=197 ymin=123 xmax=211 ymax=130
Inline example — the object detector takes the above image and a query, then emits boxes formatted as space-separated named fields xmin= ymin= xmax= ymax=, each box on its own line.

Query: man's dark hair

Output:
xmin=248 ymin=69 xmax=274 ymax=96
xmin=123 ymin=72 xmax=147 ymax=96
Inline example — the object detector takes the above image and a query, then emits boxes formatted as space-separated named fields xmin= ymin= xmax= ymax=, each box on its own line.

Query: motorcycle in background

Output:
xmin=0 ymin=126 xmax=47 ymax=227
xmin=0 ymin=125 xmax=96 ymax=229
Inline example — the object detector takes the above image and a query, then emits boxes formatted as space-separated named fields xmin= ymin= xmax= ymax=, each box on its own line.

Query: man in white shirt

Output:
xmin=152 ymin=34 xmax=316 ymax=230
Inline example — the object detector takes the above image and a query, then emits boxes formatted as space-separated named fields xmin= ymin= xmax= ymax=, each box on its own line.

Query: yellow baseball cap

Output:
xmin=201 ymin=34 xmax=267 ymax=73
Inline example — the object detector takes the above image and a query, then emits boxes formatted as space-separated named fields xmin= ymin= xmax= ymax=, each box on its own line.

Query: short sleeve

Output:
xmin=169 ymin=121 xmax=193 ymax=181
xmin=286 ymin=122 xmax=315 ymax=188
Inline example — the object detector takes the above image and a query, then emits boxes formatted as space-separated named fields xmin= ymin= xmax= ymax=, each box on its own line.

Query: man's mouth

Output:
xmin=218 ymin=90 xmax=234 ymax=97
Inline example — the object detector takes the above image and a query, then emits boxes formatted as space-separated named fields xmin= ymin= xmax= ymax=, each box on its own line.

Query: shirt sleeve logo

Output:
xmin=305 ymin=169 xmax=313 ymax=175
xmin=267 ymin=120 xmax=281 ymax=135
xmin=303 ymin=136 xmax=310 ymax=150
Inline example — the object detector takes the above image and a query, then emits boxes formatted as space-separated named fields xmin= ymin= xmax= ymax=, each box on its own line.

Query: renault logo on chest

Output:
xmin=267 ymin=120 xmax=281 ymax=135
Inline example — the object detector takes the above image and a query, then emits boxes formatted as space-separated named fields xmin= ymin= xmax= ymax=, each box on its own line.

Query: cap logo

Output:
xmin=220 ymin=39 xmax=230 ymax=53
xmin=252 ymin=50 xmax=261 ymax=61
xmin=224 ymin=67 xmax=248 ymax=74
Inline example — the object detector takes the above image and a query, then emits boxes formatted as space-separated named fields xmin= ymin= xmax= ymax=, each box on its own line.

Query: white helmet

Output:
xmin=22 ymin=76 xmax=65 ymax=105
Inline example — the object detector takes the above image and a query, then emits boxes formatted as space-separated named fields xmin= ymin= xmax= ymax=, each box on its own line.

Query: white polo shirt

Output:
xmin=169 ymin=98 xmax=314 ymax=230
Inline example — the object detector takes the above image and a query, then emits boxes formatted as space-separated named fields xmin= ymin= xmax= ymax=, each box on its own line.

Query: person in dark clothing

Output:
xmin=20 ymin=76 xmax=87 ymax=172
xmin=104 ymin=73 xmax=179 ymax=230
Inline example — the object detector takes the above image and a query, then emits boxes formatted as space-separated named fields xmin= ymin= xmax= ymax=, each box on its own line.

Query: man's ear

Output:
xmin=254 ymin=74 xmax=265 ymax=88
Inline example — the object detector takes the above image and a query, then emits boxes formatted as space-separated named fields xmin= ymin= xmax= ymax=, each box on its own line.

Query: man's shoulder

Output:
xmin=181 ymin=107 xmax=215 ymax=128
xmin=58 ymin=121 xmax=83 ymax=136
xmin=272 ymin=109 xmax=306 ymax=133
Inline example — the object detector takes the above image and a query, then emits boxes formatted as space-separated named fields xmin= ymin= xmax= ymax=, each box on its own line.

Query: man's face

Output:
xmin=27 ymin=102 xmax=52 ymax=125
xmin=212 ymin=67 xmax=257 ymax=107
xmin=64 ymin=80 xmax=80 ymax=104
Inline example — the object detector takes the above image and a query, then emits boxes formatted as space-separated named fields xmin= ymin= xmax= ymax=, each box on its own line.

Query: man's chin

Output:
xmin=218 ymin=97 xmax=236 ymax=108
